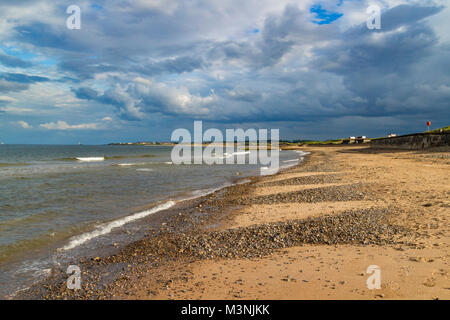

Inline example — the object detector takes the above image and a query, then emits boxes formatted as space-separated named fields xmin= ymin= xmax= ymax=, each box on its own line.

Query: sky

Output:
xmin=0 ymin=0 xmax=449 ymax=144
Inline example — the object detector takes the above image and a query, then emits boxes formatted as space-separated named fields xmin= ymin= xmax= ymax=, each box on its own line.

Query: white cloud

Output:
xmin=131 ymin=0 xmax=179 ymax=15
xmin=39 ymin=120 xmax=99 ymax=130
xmin=0 ymin=106 xmax=34 ymax=114
xmin=132 ymin=77 xmax=216 ymax=116
xmin=0 ymin=95 xmax=17 ymax=103
xmin=16 ymin=120 xmax=32 ymax=129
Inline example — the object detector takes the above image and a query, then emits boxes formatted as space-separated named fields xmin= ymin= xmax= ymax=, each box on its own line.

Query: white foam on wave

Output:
xmin=280 ymin=161 xmax=299 ymax=170
xmin=184 ymin=182 xmax=234 ymax=201
xmin=136 ymin=168 xmax=153 ymax=172
xmin=236 ymin=179 xmax=251 ymax=185
xmin=76 ymin=157 xmax=105 ymax=162
xmin=283 ymin=159 xmax=299 ymax=163
xmin=232 ymin=151 xmax=251 ymax=156
xmin=59 ymin=200 xmax=176 ymax=251
xmin=209 ymin=151 xmax=251 ymax=160
xmin=115 ymin=161 xmax=172 ymax=167
xmin=33 ymin=268 xmax=51 ymax=277
xmin=210 ymin=153 xmax=232 ymax=159
xmin=260 ymin=167 xmax=279 ymax=176
xmin=60 ymin=179 xmax=248 ymax=252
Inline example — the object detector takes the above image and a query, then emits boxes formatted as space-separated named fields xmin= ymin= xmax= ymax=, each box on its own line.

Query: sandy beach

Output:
xmin=16 ymin=145 xmax=449 ymax=300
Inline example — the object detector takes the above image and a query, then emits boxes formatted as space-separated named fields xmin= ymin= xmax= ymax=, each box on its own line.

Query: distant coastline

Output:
xmin=108 ymin=142 xmax=176 ymax=146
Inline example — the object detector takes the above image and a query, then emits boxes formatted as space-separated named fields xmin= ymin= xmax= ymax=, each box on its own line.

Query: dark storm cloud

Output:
xmin=0 ymin=73 xmax=50 ymax=83
xmin=256 ymin=5 xmax=301 ymax=66
xmin=0 ymin=52 xmax=32 ymax=68
xmin=72 ymin=87 xmax=99 ymax=100
xmin=0 ymin=72 xmax=50 ymax=93
xmin=72 ymin=87 xmax=122 ymax=110
xmin=225 ymin=88 xmax=262 ymax=102
xmin=330 ymin=4 xmax=444 ymax=74
xmin=59 ymin=58 xmax=120 ymax=80
xmin=0 ymin=80 xmax=30 ymax=93
xmin=378 ymin=4 xmax=443 ymax=32
xmin=61 ymin=2 xmax=448 ymax=127
xmin=138 ymin=56 xmax=204 ymax=76
xmin=309 ymin=4 xmax=447 ymax=118
xmin=15 ymin=22 xmax=71 ymax=49
xmin=72 ymin=86 xmax=142 ymax=120
xmin=0 ymin=72 xmax=51 ymax=93
xmin=205 ymin=5 xmax=330 ymax=68
xmin=1 ymin=0 xmax=448 ymax=141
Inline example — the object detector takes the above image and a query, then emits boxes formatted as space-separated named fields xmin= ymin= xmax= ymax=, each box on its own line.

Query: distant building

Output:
xmin=356 ymin=136 xmax=370 ymax=143
xmin=342 ymin=137 xmax=356 ymax=144
xmin=388 ymin=133 xmax=397 ymax=137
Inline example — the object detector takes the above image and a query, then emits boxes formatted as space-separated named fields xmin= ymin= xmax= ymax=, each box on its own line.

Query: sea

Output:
xmin=0 ymin=144 xmax=306 ymax=297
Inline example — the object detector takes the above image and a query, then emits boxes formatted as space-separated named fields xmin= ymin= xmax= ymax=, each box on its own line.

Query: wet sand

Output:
xmin=15 ymin=145 xmax=449 ymax=300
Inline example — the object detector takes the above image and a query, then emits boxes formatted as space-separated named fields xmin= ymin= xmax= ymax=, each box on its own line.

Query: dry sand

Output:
xmin=140 ymin=146 xmax=449 ymax=300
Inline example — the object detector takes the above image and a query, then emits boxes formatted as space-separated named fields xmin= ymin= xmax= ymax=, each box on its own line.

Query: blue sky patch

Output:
xmin=310 ymin=4 xmax=343 ymax=25
xmin=0 ymin=45 xmax=37 ymax=61
xmin=90 ymin=3 xmax=103 ymax=10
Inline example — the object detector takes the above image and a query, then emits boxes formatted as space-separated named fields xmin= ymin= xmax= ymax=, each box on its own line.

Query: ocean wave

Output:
xmin=105 ymin=154 xmax=156 ymax=160
xmin=56 ymin=157 xmax=103 ymax=162
xmin=0 ymin=210 xmax=59 ymax=230
xmin=260 ymin=166 xmax=279 ymax=175
xmin=76 ymin=157 xmax=105 ymax=162
xmin=59 ymin=176 xmax=247 ymax=252
xmin=209 ymin=151 xmax=251 ymax=159
xmin=280 ymin=162 xmax=299 ymax=170
xmin=210 ymin=154 xmax=232 ymax=159
xmin=294 ymin=151 xmax=310 ymax=156
xmin=115 ymin=161 xmax=172 ymax=167
xmin=182 ymin=182 xmax=234 ymax=201
xmin=0 ymin=162 xmax=30 ymax=167
xmin=56 ymin=154 xmax=156 ymax=162
xmin=59 ymin=201 xmax=176 ymax=251
xmin=232 ymin=151 xmax=251 ymax=156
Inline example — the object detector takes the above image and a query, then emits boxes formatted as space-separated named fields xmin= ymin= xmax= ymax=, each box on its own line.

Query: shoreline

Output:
xmin=10 ymin=153 xmax=303 ymax=299
xmin=3 ymin=146 xmax=304 ymax=298
xmin=13 ymin=146 xmax=450 ymax=300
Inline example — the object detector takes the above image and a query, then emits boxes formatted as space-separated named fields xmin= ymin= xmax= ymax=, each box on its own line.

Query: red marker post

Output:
xmin=426 ymin=121 xmax=431 ymax=132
